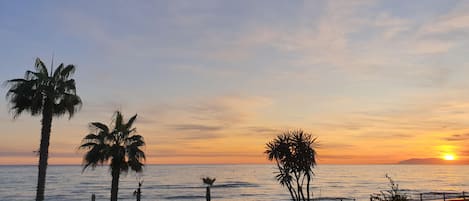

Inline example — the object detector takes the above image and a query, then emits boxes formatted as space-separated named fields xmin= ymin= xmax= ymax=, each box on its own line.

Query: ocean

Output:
xmin=0 ymin=164 xmax=468 ymax=201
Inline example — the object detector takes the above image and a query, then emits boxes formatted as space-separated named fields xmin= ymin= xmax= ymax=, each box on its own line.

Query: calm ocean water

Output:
xmin=0 ymin=164 xmax=468 ymax=201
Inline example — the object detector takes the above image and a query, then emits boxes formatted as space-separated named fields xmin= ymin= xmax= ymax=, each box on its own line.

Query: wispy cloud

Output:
xmin=419 ymin=3 xmax=469 ymax=35
xmin=318 ymin=143 xmax=356 ymax=150
xmin=244 ymin=126 xmax=279 ymax=133
xmin=176 ymin=95 xmax=272 ymax=126
xmin=444 ymin=133 xmax=469 ymax=141
xmin=151 ymin=152 xmax=260 ymax=158
xmin=0 ymin=151 xmax=36 ymax=157
xmin=136 ymin=94 xmax=273 ymax=146
xmin=461 ymin=150 xmax=469 ymax=156
xmin=169 ymin=124 xmax=224 ymax=132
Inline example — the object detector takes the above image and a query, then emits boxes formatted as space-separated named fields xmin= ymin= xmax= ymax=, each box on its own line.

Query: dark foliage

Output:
xmin=80 ymin=111 xmax=145 ymax=201
xmin=5 ymin=58 xmax=81 ymax=201
xmin=265 ymin=130 xmax=317 ymax=201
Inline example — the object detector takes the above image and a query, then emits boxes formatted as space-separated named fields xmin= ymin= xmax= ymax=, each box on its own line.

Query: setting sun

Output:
xmin=443 ymin=154 xmax=455 ymax=161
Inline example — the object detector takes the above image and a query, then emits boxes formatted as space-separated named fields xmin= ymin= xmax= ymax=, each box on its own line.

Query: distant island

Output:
xmin=399 ymin=158 xmax=468 ymax=165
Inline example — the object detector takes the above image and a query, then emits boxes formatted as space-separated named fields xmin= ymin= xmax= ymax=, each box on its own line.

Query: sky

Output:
xmin=1 ymin=0 xmax=469 ymax=165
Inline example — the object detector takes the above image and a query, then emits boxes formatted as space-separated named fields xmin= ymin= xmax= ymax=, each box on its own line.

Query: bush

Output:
xmin=370 ymin=174 xmax=410 ymax=201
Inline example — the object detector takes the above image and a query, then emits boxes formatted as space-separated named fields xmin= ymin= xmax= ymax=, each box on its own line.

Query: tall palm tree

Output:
xmin=80 ymin=111 xmax=146 ymax=201
xmin=265 ymin=130 xmax=317 ymax=201
xmin=5 ymin=58 xmax=82 ymax=201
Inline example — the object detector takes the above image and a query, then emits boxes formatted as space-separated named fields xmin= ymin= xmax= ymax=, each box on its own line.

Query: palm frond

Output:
xmin=90 ymin=122 xmax=110 ymax=134
xmin=34 ymin=58 xmax=48 ymax=76
xmin=202 ymin=177 xmax=216 ymax=186
xmin=6 ymin=58 xmax=81 ymax=119
xmin=126 ymin=114 xmax=137 ymax=129
xmin=80 ymin=111 xmax=146 ymax=179
xmin=61 ymin=64 xmax=76 ymax=78
xmin=53 ymin=63 xmax=64 ymax=79
xmin=114 ymin=111 xmax=123 ymax=130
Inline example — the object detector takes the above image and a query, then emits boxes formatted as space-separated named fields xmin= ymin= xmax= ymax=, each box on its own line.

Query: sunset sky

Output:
xmin=1 ymin=0 xmax=469 ymax=165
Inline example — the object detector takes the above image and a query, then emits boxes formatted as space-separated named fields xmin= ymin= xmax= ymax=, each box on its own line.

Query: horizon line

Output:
xmin=1 ymin=163 xmax=468 ymax=166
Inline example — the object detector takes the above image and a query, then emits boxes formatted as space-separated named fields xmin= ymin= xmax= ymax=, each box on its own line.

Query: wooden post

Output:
xmin=91 ymin=194 xmax=95 ymax=201
xmin=463 ymin=191 xmax=466 ymax=201
xmin=420 ymin=193 xmax=423 ymax=201
xmin=443 ymin=193 xmax=446 ymax=201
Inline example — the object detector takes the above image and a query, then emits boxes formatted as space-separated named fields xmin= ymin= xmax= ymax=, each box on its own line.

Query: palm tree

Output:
xmin=265 ymin=130 xmax=317 ymax=201
xmin=5 ymin=58 xmax=82 ymax=201
xmin=80 ymin=111 xmax=146 ymax=201
xmin=202 ymin=177 xmax=216 ymax=201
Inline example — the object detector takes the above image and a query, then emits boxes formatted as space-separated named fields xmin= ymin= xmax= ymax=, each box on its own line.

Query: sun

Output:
xmin=443 ymin=154 xmax=455 ymax=161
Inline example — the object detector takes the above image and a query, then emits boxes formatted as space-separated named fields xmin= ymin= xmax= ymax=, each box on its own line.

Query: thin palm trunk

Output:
xmin=306 ymin=174 xmax=311 ymax=201
xmin=36 ymin=103 xmax=53 ymax=201
xmin=275 ymin=161 xmax=296 ymax=201
xmin=300 ymin=178 xmax=306 ymax=201
xmin=206 ymin=186 xmax=211 ymax=201
xmin=300 ymin=183 xmax=305 ymax=201
xmin=295 ymin=173 xmax=305 ymax=201
xmin=294 ymin=173 xmax=300 ymax=201
xmin=286 ymin=182 xmax=297 ymax=201
xmin=111 ymin=169 xmax=120 ymax=201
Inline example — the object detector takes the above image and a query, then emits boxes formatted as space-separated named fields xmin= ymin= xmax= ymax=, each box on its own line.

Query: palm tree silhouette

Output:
xmin=5 ymin=58 xmax=82 ymax=201
xmin=265 ymin=130 xmax=317 ymax=201
xmin=80 ymin=111 xmax=145 ymax=201
xmin=202 ymin=177 xmax=216 ymax=201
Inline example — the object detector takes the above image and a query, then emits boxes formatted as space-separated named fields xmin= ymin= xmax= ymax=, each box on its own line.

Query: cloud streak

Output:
xmin=169 ymin=124 xmax=224 ymax=132
xmin=444 ymin=133 xmax=469 ymax=141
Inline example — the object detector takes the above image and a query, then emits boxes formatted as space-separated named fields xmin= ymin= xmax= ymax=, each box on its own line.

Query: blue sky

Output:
xmin=2 ymin=0 xmax=469 ymax=164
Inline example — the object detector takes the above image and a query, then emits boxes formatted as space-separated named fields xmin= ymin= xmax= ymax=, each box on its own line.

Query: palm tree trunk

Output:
xmin=306 ymin=174 xmax=311 ymax=201
xmin=206 ymin=186 xmax=211 ymax=201
xmin=300 ymin=185 xmax=306 ymax=201
xmin=36 ymin=105 xmax=53 ymax=201
xmin=295 ymin=174 xmax=305 ymax=201
xmin=136 ymin=186 xmax=141 ymax=201
xmin=276 ymin=161 xmax=296 ymax=201
xmin=286 ymin=182 xmax=297 ymax=201
xmin=111 ymin=169 xmax=120 ymax=201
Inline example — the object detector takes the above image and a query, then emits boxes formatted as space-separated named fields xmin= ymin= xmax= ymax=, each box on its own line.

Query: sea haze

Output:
xmin=0 ymin=164 xmax=468 ymax=201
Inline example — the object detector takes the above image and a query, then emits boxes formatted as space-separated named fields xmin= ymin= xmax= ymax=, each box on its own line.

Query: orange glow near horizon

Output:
xmin=443 ymin=154 xmax=455 ymax=161
xmin=2 ymin=116 xmax=469 ymax=165
xmin=439 ymin=145 xmax=459 ymax=162
xmin=1 ymin=150 xmax=468 ymax=165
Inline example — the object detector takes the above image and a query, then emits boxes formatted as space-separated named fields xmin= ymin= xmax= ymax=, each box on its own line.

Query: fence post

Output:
xmin=443 ymin=193 xmax=446 ymax=201
xmin=91 ymin=194 xmax=95 ymax=201
xmin=463 ymin=191 xmax=466 ymax=201
xmin=420 ymin=193 xmax=423 ymax=201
